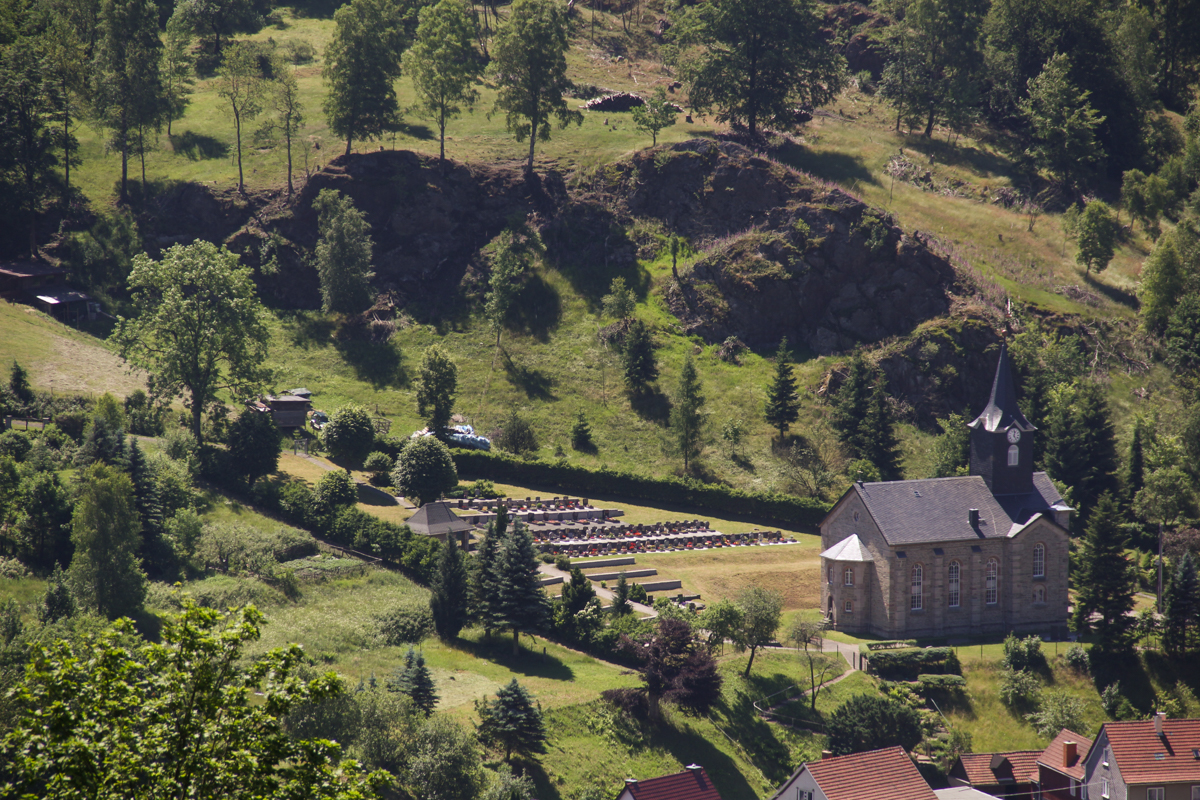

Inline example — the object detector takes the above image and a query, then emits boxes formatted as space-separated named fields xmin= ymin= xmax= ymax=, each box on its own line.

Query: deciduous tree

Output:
xmin=1022 ymin=54 xmax=1104 ymax=186
xmin=227 ymin=409 xmax=281 ymax=486
xmin=601 ymin=276 xmax=636 ymax=321
xmin=322 ymin=0 xmax=406 ymax=156
xmin=66 ymin=462 xmax=146 ymax=619
xmin=734 ymin=585 xmax=783 ymax=677
xmin=112 ymin=241 xmax=270 ymax=446
xmin=1075 ymin=200 xmax=1117 ymax=275
xmin=173 ymin=0 xmax=266 ymax=60
xmin=490 ymin=0 xmax=581 ymax=174
xmin=620 ymin=616 xmax=722 ymax=721
xmin=485 ymin=223 xmax=542 ymax=348
xmin=162 ymin=11 xmax=195 ymax=137
xmin=320 ymin=404 xmax=377 ymax=464
xmin=1139 ymin=234 xmax=1184 ymax=334
xmin=630 ymin=87 xmax=677 ymax=145
xmin=416 ymin=344 xmax=458 ymax=434
xmin=827 ymin=694 xmax=923 ymax=755
xmin=312 ymin=188 xmax=375 ymax=314
xmin=257 ymin=54 xmax=304 ymax=194
xmin=217 ymin=42 xmax=266 ymax=194
xmin=392 ymin=435 xmax=458 ymax=505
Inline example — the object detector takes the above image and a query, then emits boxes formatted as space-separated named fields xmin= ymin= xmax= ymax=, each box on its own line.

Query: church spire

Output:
xmin=967 ymin=343 xmax=1035 ymax=434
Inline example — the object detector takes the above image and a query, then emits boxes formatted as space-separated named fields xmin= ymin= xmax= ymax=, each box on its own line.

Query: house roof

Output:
xmin=617 ymin=767 xmax=722 ymax=800
xmin=407 ymin=501 xmax=475 ymax=536
xmin=264 ymin=395 xmax=311 ymax=405
xmin=840 ymin=473 xmax=1065 ymax=546
xmin=968 ymin=344 xmax=1035 ymax=434
xmin=805 ymin=746 xmax=937 ymax=800
xmin=821 ymin=534 xmax=874 ymax=562
xmin=1103 ymin=718 xmax=1200 ymax=785
xmin=1035 ymin=729 xmax=1093 ymax=781
xmin=953 ymin=751 xmax=1041 ymax=786
xmin=34 ymin=289 xmax=91 ymax=304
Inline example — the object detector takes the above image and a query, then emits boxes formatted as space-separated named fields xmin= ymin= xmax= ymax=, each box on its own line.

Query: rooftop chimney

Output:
xmin=969 ymin=509 xmax=980 ymax=526
xmin=1155 ymin=712 xmax=1166 ymax=737
xmin=625 ymin=778 xmax=638 ymax=787
xmin=685 ymin=765 xmax=702 ymax=772
xmin=1063 ymin=741 xmax=1077 ymax=767
xmin=821 ymin=750 xmax=834 ymax=760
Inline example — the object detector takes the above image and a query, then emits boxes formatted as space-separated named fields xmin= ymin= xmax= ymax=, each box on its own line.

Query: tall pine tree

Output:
xmin=430 ymin=538 xmax=470 ymax=640
xmin=862 ymin=376 xmax=903 ymax=481
xmin=1162 ymin=551 xmax=1198 ymax=655
xmin=1071 ymin=493 xmax=1136 ymax=651
xmin=622 ymin=319 xmax=658 ymax=394
xmin=1123 ymin=415 xmax=1147 ymax=507
xmin=494 ymin=522 xmax=550 ymax=654
xmin=1044 ymin=381 xmax=1119 ymax=521
xmin=831 ymin=351 xmax=872 ymax=456
xmin=472 ymin=505 xmax=508 ymax=636
xmin=764 ymin=339 xmax=800 ymax=439
xmin=475 ymin=679 xmax=547 ymax=763
xmin=387 ymin=646 xmax=438 ymax=716
xmin=668 ymin=353 xmax=706 ymax=473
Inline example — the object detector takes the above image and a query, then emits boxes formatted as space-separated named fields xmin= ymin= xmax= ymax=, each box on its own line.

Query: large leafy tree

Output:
xmin=430 ymin=537 xmax=470 ymax=640
xmin=407 ymin=715 xmax=482 ymax=800
xmin=217 ymin=41 xmax=267 ymax=194
xmin=392 ymin=435 xmax=458 ymax=506
xmin=672 ymin=0 xmax=845 ymax=136
xmin=111 ymin=241 xmax=271 ymax=446
xmin=764 ymin=339 xmax=800 ymax=439
xmin=668 ymin=353 xmax=707 ymax=472
xmin=485 ymin=224 xmax=542 ymax=348
xmin=320 ymin=404 xmax=377 ymax=464
xmin=1071 ymin=493 xmax=1136 ymax=651
xmin=1138 ymin=234 xmax=1184 ymax=334
xmin=493 ymin=522 xmax=550 ymax=654
xmin=313 ymin=189 xmax=375 ymax=314
xmin=90 ymin=0 xmax=163 ymax=204
xmin=490 ymin=0 xmax=581 ymax=174
xmin=415 ymin=344 xmax=458 ymax=434
xmin=402 ymin=0 xmax=481 ymax=169
xmin=903 ymin=0 xmax=986 ymax=138
xmin=173 ymin=0 xmax=266 ymax=60
xmin=161 ymin=11 xmax=195 ymax=137
xmin=734 ymin=585 xmax=783 ymax=677
xmin=620 ymin=617 xmax=722 ymax=721
xmin=475 ymin=679 xmax=547 ymax=763
xmin=322 ymin=0 xmax=407 ymax=156
xmin=1021 ymin=53 xmax=1104 ymax=187
xmin=1 ymin=601 xmax=392 ymax=798
xmin=826 ymin=694 xmax=923 ymax=755
xmin=12 ymin=470 xmax=72 ymax=570
xmin=66 ymin=462 xmax=147 ymax=619
xmin=227 ymin=409 xmax=281 ymax=486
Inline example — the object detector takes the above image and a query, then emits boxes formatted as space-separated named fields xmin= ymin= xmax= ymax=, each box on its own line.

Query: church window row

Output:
xmin=908 ymin=557 xmax=1011 ymax=608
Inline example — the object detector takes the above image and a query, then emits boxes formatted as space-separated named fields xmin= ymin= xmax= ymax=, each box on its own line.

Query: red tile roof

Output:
xmin=619 ymin=767 xmax=723 ymax=800
xmin=806 ymin=746 xmax=938 ymax=800
xmin=1035 ymin=729 xmax=1093 ymax=781
xmin=1105 ymin=718 xmax=1200 ymax=785
xmin=955 ymin=751 xmax=1042 ymax=786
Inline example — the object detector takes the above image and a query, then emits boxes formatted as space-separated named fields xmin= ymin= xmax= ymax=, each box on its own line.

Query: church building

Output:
xmin=819 ymin=345 xmax=1072 ymax=639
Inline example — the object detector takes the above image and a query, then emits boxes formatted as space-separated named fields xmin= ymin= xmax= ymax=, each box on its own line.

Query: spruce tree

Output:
xmin=611 ymin=572 xmax=632 ymax=616
xmin=831 ymin=352 xmax=872 ymax=457
xmin=560 ymin=567 xmax=596 ymax=615
xmin=668 ymin=353 xmax=707 ymax=472
xmin=1162 ymin=551 xmax=1198 ymax=655
xmin=622 ymin=319 xmax=658 ymax=394
xmin=39 ymin=563 xmax=76 ymax=625
xmin=862 ymin=377 xmax=903 ymax=481
xmin=475 ymin=679 xmax=547 ymax=763
xmin=494 ymin=522 xmax=550 ymax=654
xmin=1045 ymin=381 xmax=1119 ymax=520
xmin=430 ymin=538 xmax=470 ymax=640
xmin=472 ymin=506 xmax=509 ymax=636
xmin=570 ymin=411 xmax=593 ymax=451
xmin=1124 ymin=416 xmax=1147 ymax=507
xmin=387 ymin=647 xmax=438 ymax=716
xmin=764 ymin=339 xmax=800 ymax=439
xmin=1071 ymin=493 xmax=1136 ymax=651
xmin=67 ymin=463 xmax=147 ymax=620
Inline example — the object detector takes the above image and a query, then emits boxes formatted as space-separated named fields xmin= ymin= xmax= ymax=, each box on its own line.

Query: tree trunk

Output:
xmin=526 ymin=118 xmax=537 ymax=174
xmin=63 ymin=106 xmax=71 ymax=198
xmin=120 ymin=133 xmax=129 ymax=204
xmin=285 ymin=120 xmax=293 ymax=194
xmin=439 ymin=104 xmax=446 ymax=169
xmin=512 ymin=626 xmax=520 ymax=655
xmin=743 ymin=644 xmax=757 ymax=677
xmin=234 ymin=108 xmax=244 ymax=193
xmin=923 ymin=103 xmax=934 ymax=138
xmin=648 ymin=691 xmax=661 ymax=722
xmin=140 ymin=126 xmax=147 ymax=197
xmin=345 ymin=134 xmax=352 ymax=157
xmin=191 ymin=400 xmax=204 ymax=447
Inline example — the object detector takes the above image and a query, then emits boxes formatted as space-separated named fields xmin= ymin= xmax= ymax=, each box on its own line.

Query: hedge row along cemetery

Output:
xmin=2 ymin=0 xmax=1200 ymax=796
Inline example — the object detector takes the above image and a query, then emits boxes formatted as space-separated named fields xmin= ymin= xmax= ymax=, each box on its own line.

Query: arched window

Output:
xmin=1033 ymin=543 xmax=1045 ymax=578
xmin=844 ymin=568 xmax=854 ymax=587
xmin=1008 ymin=444 xmax=1020 ymax=466
xmin=911 ymin=565 xmax=923 ymax=610
xmin=948 ymin=562 xmax=961 ymax=608
xmin=828 ymin=566 xmax=834 ymax=585
xmin=986 ymin=559 xmax=999 ymax=605
xmin=844 ymin=599 xmax=853 ymax=613
xmin=1033 ymin=585 xmax=1046 ymax=604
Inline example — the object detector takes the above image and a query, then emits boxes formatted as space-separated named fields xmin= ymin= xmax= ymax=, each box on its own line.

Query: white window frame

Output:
xmin=1033 ymin=542 xmax=1045 ymax=578
xmin=986 ymin=559 xmax=999 ymax=605
xmin=1148 ymin=788 xmax=1164 ymax=800
xmin=844 ymin=568 xmax=854 ymax=587
xmin=1101 ymin=777 xmax=1109 ymax=798
xmin=1070 ymin=778 xmax=1077 ymax=797
xmin=1008 ymin=444 xmax=1020 ymax=466
xmin=948 ymin=562 xmax=961 ymax=608
xmin=911 ymin=565 xmax=923 ymax=611
xmin=828 ymin=566 xmax=833 ymax=585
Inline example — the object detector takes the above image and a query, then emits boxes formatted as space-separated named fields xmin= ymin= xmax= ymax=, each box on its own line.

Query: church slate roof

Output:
xmin=968 ymin=344 xmax=1035 ymax=433
xmin=821 ymin=534 xmax=874 ymax=562
xmin=848 ymin=472 xmax=1065 ymax=546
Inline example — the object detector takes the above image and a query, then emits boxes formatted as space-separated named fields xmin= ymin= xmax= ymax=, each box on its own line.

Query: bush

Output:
xmin=826 ymin=694 xmax=923 ymax=756
xmin=321 ymin=405 xmax=377 ymax=464
xmin=377 ymin=604 xmax=434 ymax=645
xmin=450 ymin=449 xmax=829 ymax=527
xmin=1001 ymin=633 xmax=1047 ymax=672
xmin=629 ymin=583 xmax=648 ymax=604
xmin=496 ymin=411 xmax=539 ymax=456
xmin=315 ymin=469 xmax=357 ymax=509
xmin=554 ymin=555 xmax=572 ymax=571
xmin=1101 ymin=682 xmax=1137 ymax=720
xmin=364 ymin=451 xmax=395 ymax=486
xmin=52 ymin=410 xmax=88 ymax=442
xmin=1026 ymin=691 xmax=1088 ymax=737
xmin=1064 ymin=644 xmax=1090 ymax=674
xmin=867 ymin=647 xmax=960 ymax=681
xmin=0 ymin=430 xmax=32 ymax=461
xmin=999 ymin=668 xmax=1042 ymax=711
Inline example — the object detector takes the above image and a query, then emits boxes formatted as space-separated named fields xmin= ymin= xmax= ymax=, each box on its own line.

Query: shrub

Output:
xmin=52 ymin=410 xmax=88 ymax=442
xmin=364 ymin=451 xmax=395 ymax=485
xmin=377 ymin=604 xmax=434 ymax=645
xmin=1101 ymin=682 xmax=1137 ymax=720
xmin=999 ymin=668 xmax=1042 ymax=711
xmin=393 ymin=436 xmax=458 ymax=506
xmin=867 ymin=647 xmax=960 ymax=681
xmin=315 ymin=469 xmax=357 ymax=509
xmin=321 ymin=405 xmax=377 ymax=464
xmin=496 ymin=411 xmax=539 ymax=456
xmin=1026 ymin=691 xmax=1088 ymax=737
xmin=570 ymin=411 xmax=594 ymax=451
xmin=554 ymin=555 xmax=572 ymax=572
xmin=1001 ymin=633 xmax=1047 ymax=672
xmin=1064 ymin=644 xmax=1090 ymax=674
xmin=0 ymin=430 xmax=32 ymax=461
xmin=629 ymin=583 xmax=648 ymax=604
xmin=826 ymin=694 xmax=923 ymax=755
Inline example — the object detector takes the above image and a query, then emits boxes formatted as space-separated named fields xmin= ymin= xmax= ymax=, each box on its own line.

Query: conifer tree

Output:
xmin=570 ymin=411 xmax=593 ymax=451
xmin=559 ymin=567 xmax=596 ymax=616
xmin=831 ymin=351 xmax=872 ymax=457
xmin=125 ymin=436 xmax=176 ymax=579
xmin=862 ymin=377 xmax=903 ymax=481
xmin=13 ymin=471 xmax=72 ymax=570
xmin=622 ymin=319 xmax=658 ymax=394
xmin=475 ymin=679 xmax=547 ymax=763
xmin=930 ymin=413 xmax=970 ymax=478
xmin=388 ymin=647 xmax=438 ymax=716
xmin=471 ymin=506 xmax=508 ymax=635
xmin=1071 ymin=493 xmax=1136 ymax=650
xmin=67 ymin=462 xmax=147 ymax=619
xmin=430 ymin=538 xmax=469 ymax=640
xmin=1124 ymin=416 xmax=1147 ymax=506
xmin=494 ymin=522 xmax=549 ymax=654
xmin=1162 ymin=551 xmax=1198 ymax=655
xmin=611 ymin=572 xmax=632 ymax=616
xmin=764 ymin=338 xmax=800 ymax=439
xmin=39 ymin=563 xmax=76 ymax=624
xmin=668 ymin=353 xmax=707 ymax=472
xmin=1044 ymin=381 xmax=1118 ymax=518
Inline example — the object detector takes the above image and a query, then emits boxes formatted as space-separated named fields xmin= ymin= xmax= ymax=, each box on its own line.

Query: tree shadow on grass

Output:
xmin=395 ymin=122 xmax=434 ymax=141
xmin=171 ymin=131 xmax=230 ymax=161
xmin=333 ymin=337 xmax=408 ymax=389
xmin=1083 ymin=273 xmax=1139 ymax=310
xmin=451 ymin=635 xmax=576 ymax=682
xmin=283 ymin=311 xmax=336 ymax=349
xmin=629 ymin=387 xmax=671 ymax=425
xmin=502 ymin=349 xmax=556 ymax=400
xmin=771 ymin=137 xmax=878 ymax=189
xmin=355 ymin=483 xmax=398 ymax=507
xmin=715 ymin=672 xmax=799 ymax=784
xmin=658 ymin=711 xmax=762 ymax=800
xmin=507 ymin=272 xmax=562 ymax=342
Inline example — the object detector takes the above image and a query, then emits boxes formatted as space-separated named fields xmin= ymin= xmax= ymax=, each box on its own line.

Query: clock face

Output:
xmin=1007 ymin=428 xmax=1022 ymax=444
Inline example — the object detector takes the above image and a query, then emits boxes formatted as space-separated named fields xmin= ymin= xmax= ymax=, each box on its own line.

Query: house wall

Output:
xmin=1037 ymin=765 xmax=1080 ymax=800
xmin=768 ymin=767 xmax=826 ymax=800
xmin=1083 ymin=731 xmax=1128 ymax=800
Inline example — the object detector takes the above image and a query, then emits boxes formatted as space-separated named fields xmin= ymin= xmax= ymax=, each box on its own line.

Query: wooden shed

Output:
xmin=250 ymin=395 xmax=312 ymax=429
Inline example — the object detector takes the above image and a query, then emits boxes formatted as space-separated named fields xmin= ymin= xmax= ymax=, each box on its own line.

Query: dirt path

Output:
xmin=537 ymin=562 xmax=658 ymax=618
xmin=297 ymin=453 xmax=406 ymax=506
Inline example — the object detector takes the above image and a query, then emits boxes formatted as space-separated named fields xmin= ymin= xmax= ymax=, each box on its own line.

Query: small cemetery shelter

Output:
xmin=407 ymin=501 xmax=474 ymax=549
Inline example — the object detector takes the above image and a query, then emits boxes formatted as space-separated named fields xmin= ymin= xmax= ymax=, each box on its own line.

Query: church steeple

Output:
xmin=968 ymin=344 xmax=1036 ymax=495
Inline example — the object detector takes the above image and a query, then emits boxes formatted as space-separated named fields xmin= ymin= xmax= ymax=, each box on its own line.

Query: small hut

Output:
xmin=407 ymin=501 xmax=475 ymax=549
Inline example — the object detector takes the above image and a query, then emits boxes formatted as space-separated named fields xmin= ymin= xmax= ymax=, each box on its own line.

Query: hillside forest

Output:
xmin=2 ymin=0 xmax=1200 ymax=797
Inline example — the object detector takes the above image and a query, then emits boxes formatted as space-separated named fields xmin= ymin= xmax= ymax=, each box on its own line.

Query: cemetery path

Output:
xmin=537 ymin=563 xmax=658 ymax=618
xmin=296 ymin=453 xmax=409 ymax=507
